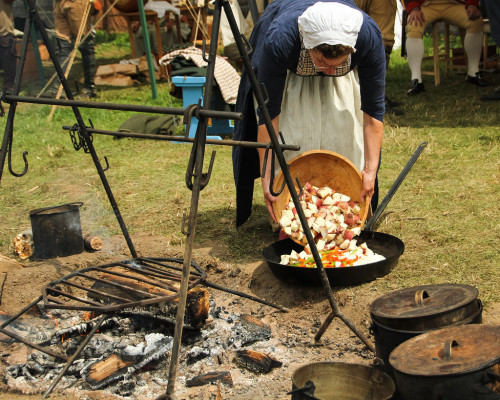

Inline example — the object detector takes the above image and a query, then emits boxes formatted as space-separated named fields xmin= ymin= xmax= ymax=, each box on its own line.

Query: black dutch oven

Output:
xmin=370 ymin=283 xmax=483 ymax=378
xmin=389 ymin=324 xmax=500 ymax=400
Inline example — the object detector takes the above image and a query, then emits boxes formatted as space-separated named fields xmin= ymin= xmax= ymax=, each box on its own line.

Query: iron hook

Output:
xmin=201 ymin=41 xmax=209 ymax=63
xmin=199 ymin=150 xmax=216 ymax=189
xmin=7 ymin=135 xmax=29 ymax=177
xmin=101 ymin=156 xmax=109 ymax=172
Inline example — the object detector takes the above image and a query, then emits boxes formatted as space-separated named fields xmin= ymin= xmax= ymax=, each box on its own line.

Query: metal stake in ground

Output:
xmin=164 ymin=4 xmax=224 ymax=397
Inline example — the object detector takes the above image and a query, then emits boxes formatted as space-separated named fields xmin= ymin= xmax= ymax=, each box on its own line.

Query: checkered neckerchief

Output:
xmin=296 ymin=44 xmax=351 ymax=77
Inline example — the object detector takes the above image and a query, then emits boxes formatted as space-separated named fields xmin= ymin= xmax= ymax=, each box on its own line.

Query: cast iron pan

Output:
xmin=262 ymin=142 xmax=427 ymax=287
xmin=262 ymin=232 xmax=404 ymax=286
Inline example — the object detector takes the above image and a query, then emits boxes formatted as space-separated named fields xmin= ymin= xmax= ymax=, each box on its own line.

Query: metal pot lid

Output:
xmin=370 ymin=284 xmax=479 ymax=331
xmin=389 ymin=324 xmax=500 ymax=376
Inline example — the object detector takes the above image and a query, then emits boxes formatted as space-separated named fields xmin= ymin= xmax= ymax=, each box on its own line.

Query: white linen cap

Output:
xmin=298 ymin=2 xmax=363 ymax=50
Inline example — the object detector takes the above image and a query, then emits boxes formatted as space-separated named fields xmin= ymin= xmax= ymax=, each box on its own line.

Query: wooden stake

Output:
xmin=47 ymin=0 xmax=92 ymax=121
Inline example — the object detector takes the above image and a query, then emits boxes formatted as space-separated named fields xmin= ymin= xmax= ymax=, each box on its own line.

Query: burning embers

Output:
xmin=1 ymin=293 xmax=283 ymax=398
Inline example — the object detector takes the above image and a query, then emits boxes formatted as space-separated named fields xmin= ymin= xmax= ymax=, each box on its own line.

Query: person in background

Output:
xmin=0 ymin=0 xmax=18 ymax=95
xmin=355 ymin=0 xmax=402 ymax=114
xmin=44 ymin=0 xmax=98 ymax=98
xmin=232 ymin=0 xmax=385 ymax=228
xmin=405 ymin=0 xmax=488 ymax=95
xmin=480 ymin=0 xmax=500 ymax=101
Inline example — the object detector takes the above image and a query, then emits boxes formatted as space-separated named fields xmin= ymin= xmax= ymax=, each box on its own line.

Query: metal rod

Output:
xmin=203 ymin=280 xmax=288 ymax=312
xmin=248 ymin=0 xmax=260 ymax=25
xmin=43 ymin=313 xmax=108 ymax=398
xmin=0 ymin=326 xmax=69 ymax=361
xmin=3 ymin=94 xmax=243 ymax=120
xmin=61 ymin=125 xmax=301 ymax=151
xmin=364 ymin=141 xmax=428 ymax=231
xmin=0 ymin=13 xmax=32 ymax=182
xmin=136 ymin=0 xmax=158 ymax=99
xmin=166 ymin=4 xmax=223 ymax=396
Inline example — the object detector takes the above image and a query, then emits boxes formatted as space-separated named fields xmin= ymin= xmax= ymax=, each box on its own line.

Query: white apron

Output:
xmin=278 ymin=69 xmax=364 ymax=172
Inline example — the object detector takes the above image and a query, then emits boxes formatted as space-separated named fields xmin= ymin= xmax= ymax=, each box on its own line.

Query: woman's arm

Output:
xmin=360 ymin=112 xmax=383 ymax=203
xmin=257 ymin=116 xmax=280 ymax=222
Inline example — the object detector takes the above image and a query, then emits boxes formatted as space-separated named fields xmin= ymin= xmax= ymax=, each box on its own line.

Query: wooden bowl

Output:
xmin=272 ymin=150 xmax=369 ymax=242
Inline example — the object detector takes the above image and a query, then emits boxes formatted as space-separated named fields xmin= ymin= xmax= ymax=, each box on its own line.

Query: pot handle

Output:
xmin=472 ymin=368 xmax=500 ymax=397
xmin=30 ymin=201 xmax=84 ymax=215
xmin=414 ymin=289 xmax=430 ymax=306
xmin=287 ymin=380 xmax=320 ymax=399
xmin=442 ymin=339 xmax=459 ymax=358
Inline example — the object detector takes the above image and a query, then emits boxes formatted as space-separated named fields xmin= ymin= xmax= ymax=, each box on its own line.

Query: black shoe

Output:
xmin=40 ymin=87 xmax=66 ymax=99
xmin=466 ymin=72 xmax=491 ymax=87
xmin=385 ymin=96 xmax=401 ymax=108
xmin=386 ymin=103 xmax=404 ymax=115
xmin=407 ymin=79 xmax=425 ymax=96
xmin=480 ymin=86 xmax=500 ymax=101
xmin=77 ymin=86 xmax=98 ymax=99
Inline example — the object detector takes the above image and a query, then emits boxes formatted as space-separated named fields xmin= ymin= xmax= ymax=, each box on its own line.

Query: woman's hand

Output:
xmin=360 ymin=168 xmax=377 ymax=204
xmin=361 ymin=113 xmax=383 ymax=205
xmin=261 ymin=175 xmax=278 ymax=223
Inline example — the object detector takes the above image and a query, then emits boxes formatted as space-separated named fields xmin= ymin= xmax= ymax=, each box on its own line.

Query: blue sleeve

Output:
xmin=352 ymin=16 xmax=386 ymax=122
xmin=255 ymin=16 xmax=301 ymax=125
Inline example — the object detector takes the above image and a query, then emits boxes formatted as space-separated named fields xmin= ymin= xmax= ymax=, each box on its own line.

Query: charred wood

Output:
xmin=52 ymin=316 xmax=118 ymax=343
xmin=230 ymin=314 xmax=271 ymax=346
xmin=234 ymin=349 xmax=282 ymax=374
xmin=82 ymin=353 xmax=134 ymax=388
xmin=186 ymin=371 xmax=233 ymax=387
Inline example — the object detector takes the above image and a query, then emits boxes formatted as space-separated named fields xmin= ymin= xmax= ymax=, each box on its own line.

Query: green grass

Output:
xmin=1 ymin=33 xmax=499 ymax=305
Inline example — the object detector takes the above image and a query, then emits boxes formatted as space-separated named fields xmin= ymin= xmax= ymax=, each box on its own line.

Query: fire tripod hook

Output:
xmin=0 ymin=92 xmax=29 ymax=179
xmin=261 ymin=137 xmax=303 ymax=198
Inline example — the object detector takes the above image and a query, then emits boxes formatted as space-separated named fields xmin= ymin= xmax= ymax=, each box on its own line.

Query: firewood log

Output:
xmin=234 ymin=349 xmax=282 ymax=373
xmin=13 ymin=230 xmax=33 ymax=260
xmin=83 ymin=234 xmax=103 ymax=251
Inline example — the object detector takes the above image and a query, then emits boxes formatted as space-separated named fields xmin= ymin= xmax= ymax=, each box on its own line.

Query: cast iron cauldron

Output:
xmin=370 ymin=283 xmax=483 ymax=378
xmin=389 ymin=324 xmax=500 ymax=400
xmin=290 ymin=361 xmax=395 ymax=400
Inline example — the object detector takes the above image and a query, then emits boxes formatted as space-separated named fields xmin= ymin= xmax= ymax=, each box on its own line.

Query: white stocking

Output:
xmin=464 ymin=32 xmax=483 ymax=76
xmin=406 ymin=38 xmax=425 ymax=82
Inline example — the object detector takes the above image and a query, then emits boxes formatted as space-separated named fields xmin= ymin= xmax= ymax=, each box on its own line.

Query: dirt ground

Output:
xmin=0 ymin=234 xmax=499 ymax=400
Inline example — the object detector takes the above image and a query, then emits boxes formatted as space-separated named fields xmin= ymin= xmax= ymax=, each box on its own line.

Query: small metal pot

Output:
xmin=29 ymin=202 xmax=84 ymax=259
xmin=389 ymin=324 xmax=500 ymax=400
xmin=290 ymin=362 xmax=395 ymax=400
xmin=369 ymin=284 xmax=483 ymax=378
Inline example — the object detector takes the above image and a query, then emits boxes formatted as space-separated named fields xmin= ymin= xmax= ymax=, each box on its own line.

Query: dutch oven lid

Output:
xmin=389 ymin=324 xmax=500 ymax=376
xmin=370 ymin=284 xmax=479 ymax=331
